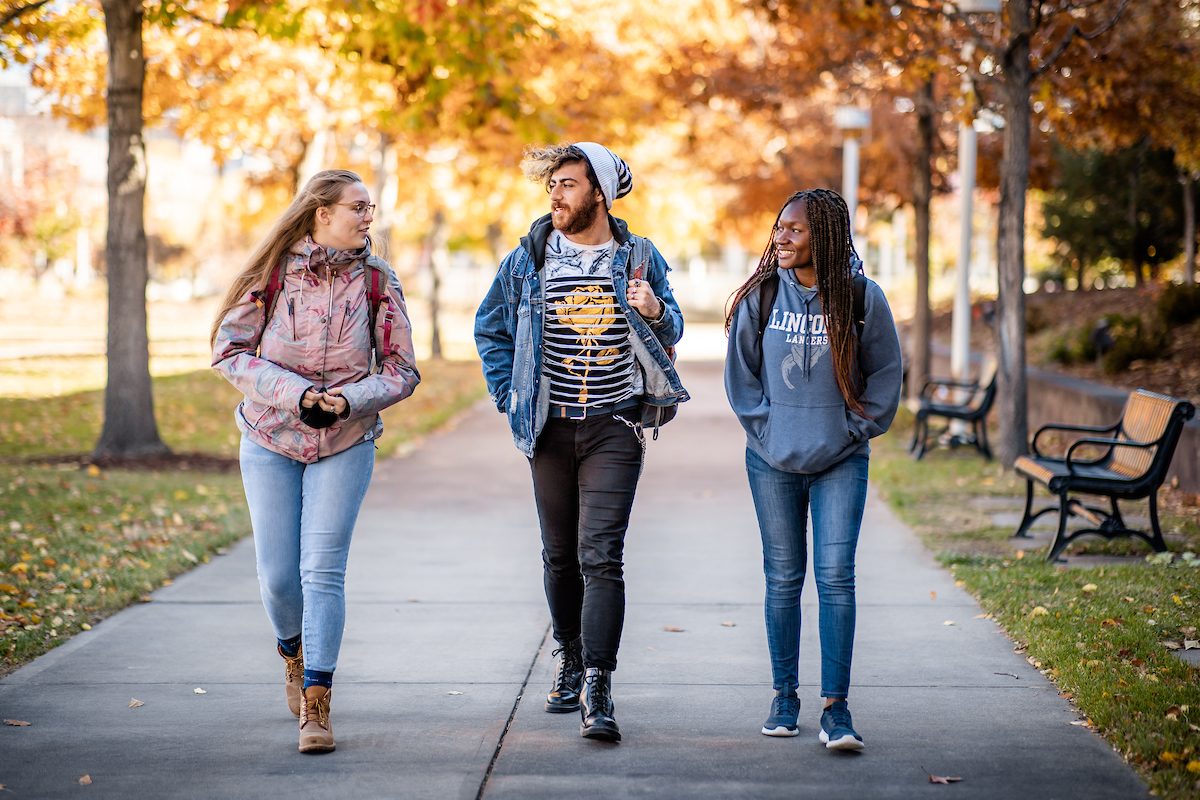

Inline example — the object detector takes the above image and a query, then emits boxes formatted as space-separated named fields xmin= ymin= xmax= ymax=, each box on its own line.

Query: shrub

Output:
xmin=1099 ymin=313 xmax=1169 ymax=374
xmin=1156 ymin=282 xmax=1200 ymax=326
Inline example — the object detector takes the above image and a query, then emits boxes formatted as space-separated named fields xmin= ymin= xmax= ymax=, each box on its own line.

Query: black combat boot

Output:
xmin=579 ymin=666 xmax=620 ymax=742
xmin=545 ymin=638 xmax=584 ymax=713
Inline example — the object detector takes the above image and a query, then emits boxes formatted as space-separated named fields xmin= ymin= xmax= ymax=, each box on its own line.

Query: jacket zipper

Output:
xmin=287 ymin=297 xmax=296 ymax=340
xmin=337 ymin=299 xmax=350 ymax=342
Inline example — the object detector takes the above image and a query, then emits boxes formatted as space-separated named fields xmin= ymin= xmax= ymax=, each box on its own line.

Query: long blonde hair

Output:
xmin=210 ymin=169 xmax=367 ymax=345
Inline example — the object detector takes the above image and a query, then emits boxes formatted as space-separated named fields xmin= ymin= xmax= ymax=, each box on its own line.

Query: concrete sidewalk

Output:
xmin=0 ymin=362 xmax=1148 ymax=799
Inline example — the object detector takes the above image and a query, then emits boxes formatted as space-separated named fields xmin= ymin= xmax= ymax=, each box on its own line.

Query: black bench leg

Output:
xmin=1147 ymin=491 xmax=1169 ymax=553
xmin=911 ymin=414 xmax=929 ymax=460
xmin=975 ymin=417 xmax=992 ymax=460
xmin=1046 ymin=493 xmax=1072 ymax=562
xmin=1014 ymin=479 xmax=1037 ymax=539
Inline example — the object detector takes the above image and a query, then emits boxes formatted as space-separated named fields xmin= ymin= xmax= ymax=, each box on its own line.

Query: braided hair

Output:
xmin=725 ymin=188 xmax=866 ymax=416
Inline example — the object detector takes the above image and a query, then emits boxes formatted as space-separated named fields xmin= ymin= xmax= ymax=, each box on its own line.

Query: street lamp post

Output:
xmin=834 ymin=105 xmax=871 ymax=243
xmin=948 ymin=0 xmax=999 ymax=444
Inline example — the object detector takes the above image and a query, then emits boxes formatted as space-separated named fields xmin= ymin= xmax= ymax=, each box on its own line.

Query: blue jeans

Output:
xmin=745 ymin=448 xmax=868 ymax=699
xmin=239 ymin=437 xmax=375 ymax=677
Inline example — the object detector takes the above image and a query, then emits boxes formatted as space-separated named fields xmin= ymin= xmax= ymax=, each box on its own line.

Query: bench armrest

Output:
xmin=1030 ymin=420 xmax=1120 ymax=457
xmin=920 ymin=378 xmax=981 ymax=402
xmin=1063 ymin=435 xmax=1157 ymax=475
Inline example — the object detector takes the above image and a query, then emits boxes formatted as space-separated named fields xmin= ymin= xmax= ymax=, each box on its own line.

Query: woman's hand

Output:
xmin=301 ymin=389 xmax=324 ymax=409
xmin=626 ymin=278 xmax=663 ymax=320
xmin=318 ymin=387 xmax=349 ymax=416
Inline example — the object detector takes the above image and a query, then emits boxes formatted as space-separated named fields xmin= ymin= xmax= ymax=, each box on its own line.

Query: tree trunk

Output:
xmin=372 ymin=132 xmax=398 ymax=260
xmin=425 ymin=208 xmax=447 ymax=359
xmin=994 ymin=3 xmax=1033 ymax=468
xmin=1183 ymin=171 xmax=1196 ymax=285
xmin=908 ymin=78 xmax=934 ymax=403
xmin=1128 ymin=144 xmax=1144 ymax=286
xmin=93 ymin=0 xmax=168 ymax=460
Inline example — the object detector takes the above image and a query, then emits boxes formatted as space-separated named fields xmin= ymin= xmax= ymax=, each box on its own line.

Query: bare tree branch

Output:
xmin=0 ymin=0 xmax=52 ymax=29
xmin=1033 ymin=0 xmax=1130 ymax=77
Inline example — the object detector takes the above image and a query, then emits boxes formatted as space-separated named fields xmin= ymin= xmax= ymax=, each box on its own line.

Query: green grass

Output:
xmin=871 ymin=411 xmax=1200 ymax=798
xmin=0 ymin=361 xmax=486 ymax=460
xmin=0 ymin=360 xmax=486 ymax=676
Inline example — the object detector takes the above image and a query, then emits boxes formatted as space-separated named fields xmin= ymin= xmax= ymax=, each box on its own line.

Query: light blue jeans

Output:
xmin=745 ymin=448 xmax=869 ymax=699
xmin=239 ymin=437 xmax=375 ymax=677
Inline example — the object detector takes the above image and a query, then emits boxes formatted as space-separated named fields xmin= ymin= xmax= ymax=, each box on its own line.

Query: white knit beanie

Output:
xmin=573 ymin=142 xmax=633 ymax=209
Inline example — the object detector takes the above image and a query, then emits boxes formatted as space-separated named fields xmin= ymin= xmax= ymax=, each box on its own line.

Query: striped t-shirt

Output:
xmin=542 ymin=230 xmax=640 ymax=411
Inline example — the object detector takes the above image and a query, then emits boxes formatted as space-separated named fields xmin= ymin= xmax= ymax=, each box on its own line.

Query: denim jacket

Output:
xmin=474 ymin=213 xmax=689 ymax=457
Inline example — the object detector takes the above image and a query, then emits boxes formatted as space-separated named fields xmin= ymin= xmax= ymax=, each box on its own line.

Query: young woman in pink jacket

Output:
xmin=211 ymin=169 xmax=420 ymax=753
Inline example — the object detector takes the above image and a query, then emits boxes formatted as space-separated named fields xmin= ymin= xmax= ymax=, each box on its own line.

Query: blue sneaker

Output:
xmin=761 ymin=691 xmax=800 ymax=737
xmin=819 ymin=700 xmax=865 ymax=751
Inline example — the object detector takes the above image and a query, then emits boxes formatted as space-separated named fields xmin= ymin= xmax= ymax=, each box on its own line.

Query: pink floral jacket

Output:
xmin=212 ymin=238 xmax=420 ymax=463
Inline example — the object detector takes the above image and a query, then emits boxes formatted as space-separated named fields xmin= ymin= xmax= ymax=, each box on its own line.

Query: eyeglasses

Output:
xmin=334 ymin=202 xmax=376 ymax=218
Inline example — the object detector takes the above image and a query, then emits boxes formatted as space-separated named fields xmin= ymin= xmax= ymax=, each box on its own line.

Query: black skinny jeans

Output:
xmin=529 ymin=414 xmax=644 ymax=671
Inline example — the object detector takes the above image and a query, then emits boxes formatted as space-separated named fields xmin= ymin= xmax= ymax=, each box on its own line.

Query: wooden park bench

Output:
xmin=909 ymin=358 xmax=998 ymax=460
xmin=1013 ymin=389 xmax=1196 ymax=561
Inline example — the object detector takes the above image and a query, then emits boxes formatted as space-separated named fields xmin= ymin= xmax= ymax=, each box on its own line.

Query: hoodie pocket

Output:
xmin=758 ymin=401 xmax=856 ymax=473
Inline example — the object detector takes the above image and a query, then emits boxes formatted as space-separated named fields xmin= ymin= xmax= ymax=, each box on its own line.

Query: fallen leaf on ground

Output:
xmin=1030 ymin=606 xmax=1049 ymax=618
xmin=1165 ymin=705 xmax=1182 ymax=720
xmin=193 ymin=688 xmax=207 ymax=695
xmin=128 ymin=698 xmax=144 ymax=709
xmin=1081 ymin=583 xmax=1097 ymax=593
xmin=928 ymin=774 xmax=962 ymax=784
xmin=663 ymin=626 xmax=685 ymax=633
xmin=1184 ymin=640 xmax=1200 ymax=650
xmin=930 ymin=591 xmax=937 ymax=601
xmin=1015 ymin=550 xmax=1026 ymax=560
xmin=1186 ymin=760 xmax=1200 ymax=774
xmin=720 ymin=621 xmax=736 ymax=627
xmin=447 ymin=691 xmax=463 ymax=696
xmin=943 ymin=620 xmax=955 ymax=626
xmin=993 ymin=672 xmax=1019 ymax=680
xmin=3 ymin=719 xmax=31 ymax=727
xmin=1162 ymin=641 xmax=1183 ymax=650
xmin=1070 ymin=720 xmax=1091 ymax=727
xmin=78 ymin=775 xmax=92 ymax=785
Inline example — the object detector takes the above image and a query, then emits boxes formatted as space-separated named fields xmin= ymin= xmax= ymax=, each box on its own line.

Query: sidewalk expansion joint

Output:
xmin=475 ymin=621 xmax=550 ymax=800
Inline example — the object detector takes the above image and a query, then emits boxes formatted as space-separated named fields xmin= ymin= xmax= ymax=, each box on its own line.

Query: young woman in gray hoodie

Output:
xmin=724 ymin=188 xmax=902 ymax=751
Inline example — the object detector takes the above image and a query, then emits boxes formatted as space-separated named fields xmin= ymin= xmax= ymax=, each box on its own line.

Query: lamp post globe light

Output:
xmin=834 ymin=105 xmax=871 ymax=244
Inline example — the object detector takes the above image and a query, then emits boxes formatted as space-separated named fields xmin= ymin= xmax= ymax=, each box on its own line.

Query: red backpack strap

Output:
xmin=365 ymin=259 xmax=392 ymax=368
xmin=250 ymin=257 xmax=287 ymax=344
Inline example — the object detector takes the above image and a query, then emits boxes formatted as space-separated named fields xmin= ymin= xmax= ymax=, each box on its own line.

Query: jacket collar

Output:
xmin=520 ymin=213 xmax=631 ymax=272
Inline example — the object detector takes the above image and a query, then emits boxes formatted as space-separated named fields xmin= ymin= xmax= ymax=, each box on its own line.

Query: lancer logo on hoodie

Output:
xmin=768 ymin=310 xmax=831 ymax=389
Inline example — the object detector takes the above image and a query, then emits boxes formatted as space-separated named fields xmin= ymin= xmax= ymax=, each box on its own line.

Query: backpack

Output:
xmin=253 ymin=255 xmax=392 ymax=367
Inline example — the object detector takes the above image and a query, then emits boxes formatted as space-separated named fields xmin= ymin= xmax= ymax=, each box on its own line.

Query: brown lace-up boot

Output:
xmin=298 ymin=686 xmax=335 ymax=753
xmin=278 ymin=645 xmax=304 ymax=718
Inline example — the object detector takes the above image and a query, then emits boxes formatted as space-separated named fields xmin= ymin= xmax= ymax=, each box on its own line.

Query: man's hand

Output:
xmin=626 ymin=277 xmax=663 ymax=320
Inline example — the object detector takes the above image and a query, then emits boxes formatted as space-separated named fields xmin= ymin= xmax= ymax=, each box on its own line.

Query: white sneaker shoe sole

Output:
xmin=819 ymin=729 xmax=865 ymax=751
xmin=762 ymin=724 xmax=799 ymax=737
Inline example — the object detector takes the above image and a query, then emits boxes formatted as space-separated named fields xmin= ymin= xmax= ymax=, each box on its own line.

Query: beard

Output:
xmin=553 ymin=193 xmax=603 ymax=235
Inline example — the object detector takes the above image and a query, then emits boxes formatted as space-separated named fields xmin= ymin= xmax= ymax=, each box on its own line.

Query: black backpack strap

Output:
xmin=756 ymin=272 xmax=779 ymax=339
xmin=852 ymin=272 xmax=866 ymax=339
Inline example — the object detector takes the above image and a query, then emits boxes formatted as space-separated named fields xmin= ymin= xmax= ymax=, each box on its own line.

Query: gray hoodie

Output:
xmin=724 ymin=268 xmax=903 ymax=474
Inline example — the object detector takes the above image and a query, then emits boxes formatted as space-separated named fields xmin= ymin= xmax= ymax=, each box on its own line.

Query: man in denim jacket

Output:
xmin=475 ymin=143 xmax=687 ymax=743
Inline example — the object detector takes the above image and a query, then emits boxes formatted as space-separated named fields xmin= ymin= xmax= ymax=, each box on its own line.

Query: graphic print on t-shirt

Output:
xmin=542 ymin=231 xmax=637 ymax=409
xmin=766 ymin=308 xmax=830 ymax=390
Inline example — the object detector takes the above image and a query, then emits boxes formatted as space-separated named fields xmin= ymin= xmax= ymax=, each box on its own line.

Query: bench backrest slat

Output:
xmin=1111 ymin=391 xmax=1183 ymax=479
